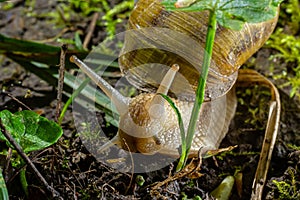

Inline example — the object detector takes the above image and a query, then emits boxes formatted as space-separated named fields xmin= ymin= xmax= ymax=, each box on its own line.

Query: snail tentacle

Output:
xmin=70 ymin=55 xmax=129 ymax=115
xmin=148 ymin=64 xmax=180 ymax=120
xmin=156 ymin=64 xmax=179 ymax=95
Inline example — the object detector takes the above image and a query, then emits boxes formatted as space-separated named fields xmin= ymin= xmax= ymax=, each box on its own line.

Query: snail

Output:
xmin=71 ymin=55 xmax=236 ymax=156
xmin=70 ymin=0 xmax=279 ymax=157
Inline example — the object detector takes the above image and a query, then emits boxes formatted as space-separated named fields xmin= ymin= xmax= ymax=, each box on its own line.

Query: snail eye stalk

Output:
xmin=70 ymin=55 xmax=129 ymax=115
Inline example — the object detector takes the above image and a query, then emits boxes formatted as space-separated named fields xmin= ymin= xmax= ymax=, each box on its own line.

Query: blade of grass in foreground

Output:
xmin=178 ymin=11 xmax=217 ymax=171
xmin=0 ymin=169 xmax=9 ymax=200
xmin=159 ymin=94 xmax=186 ymax=171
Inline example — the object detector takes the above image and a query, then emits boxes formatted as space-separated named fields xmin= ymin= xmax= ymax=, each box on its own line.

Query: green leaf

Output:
xmin=0 ymin=110 xmax=25 ymax=145
xmin=0 ymin=169 xmax=9 ymax=200
xmin=0 ymin=110 xmax=63 ymax=153
xmin=217 ymin=0 xmax=279 ymax=23
xmin=135 ymin=175 xmax=145 ymax=187
xmin=163 ymin=0 xmax=213 ymax=11
xmin=162 ymin=0 xmax=283 ymax=30
xmin=216 ymin=10 xmax=245 ymax=30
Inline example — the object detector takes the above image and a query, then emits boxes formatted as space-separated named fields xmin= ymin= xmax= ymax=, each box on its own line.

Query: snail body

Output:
xmin=119 ymin=90 xmax=237 ymax=156
xmin=71 ymin=0 xmax=279 ymax=157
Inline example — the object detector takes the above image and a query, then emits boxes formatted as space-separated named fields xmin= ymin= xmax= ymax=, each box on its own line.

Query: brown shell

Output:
xmin=119 ymin=0 xmax=278 ymax=100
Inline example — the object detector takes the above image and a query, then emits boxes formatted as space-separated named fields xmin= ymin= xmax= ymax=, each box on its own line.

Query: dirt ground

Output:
xmin=0 ymin=1 xmax=299 ymax=200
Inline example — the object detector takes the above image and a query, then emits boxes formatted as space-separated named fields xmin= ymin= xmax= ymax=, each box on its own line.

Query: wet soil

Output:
xmin=0 ymin=1 xmax=299 ymax=200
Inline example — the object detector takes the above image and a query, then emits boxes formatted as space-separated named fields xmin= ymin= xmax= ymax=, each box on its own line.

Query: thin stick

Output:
xmin=0 ymin=119 xmax=61 ymax=198
xmin=4 ymin=148 xmax=12 ymax=182
xmin=57 ymin=5 xmax=68 ymax=24
xmin=2 ymin=92 xmax=32 ymax=110
xmin=123 ymin=138 xmax=134 ymax=195
xmin=56 ymin=44 xmax=68 ymax=123
xmin=193 ymin=147 xmax=204 ymax=173
xmin=83 ymin=12 xmax=99 ymax=49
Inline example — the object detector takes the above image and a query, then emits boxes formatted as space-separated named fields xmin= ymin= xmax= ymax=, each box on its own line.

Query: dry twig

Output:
xmin=83 ymin=12 xmax=100 ymax=49
xmin=2 ymin=92 xmax=32 ymax=110
xmin=55 ymin=44 xmax=68 ymax=122
xmin=123 ymin=138 xmax=134 ymax=195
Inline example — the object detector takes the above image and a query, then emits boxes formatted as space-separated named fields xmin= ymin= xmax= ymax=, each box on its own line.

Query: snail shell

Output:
xmin=119 ymin=0 xmax=279 ymax=101
xmin=70 ymin=0 xmax=279 ymax=157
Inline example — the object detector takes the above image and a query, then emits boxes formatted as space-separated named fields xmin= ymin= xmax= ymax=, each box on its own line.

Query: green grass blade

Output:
xmin=19 ymin=168 xmax=28 ymax=196
xmin=0 ymin=34 xmax=60 ymax=53
xmin=58 ymin=77 xmax=90 ymax=125
xmin=0 ymin=169 xmax=9 ymax=200
xmin=159 ymin=94 xmax=187 ymax=171
xmin=185 ymin=11 xmax=217 ymax=167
